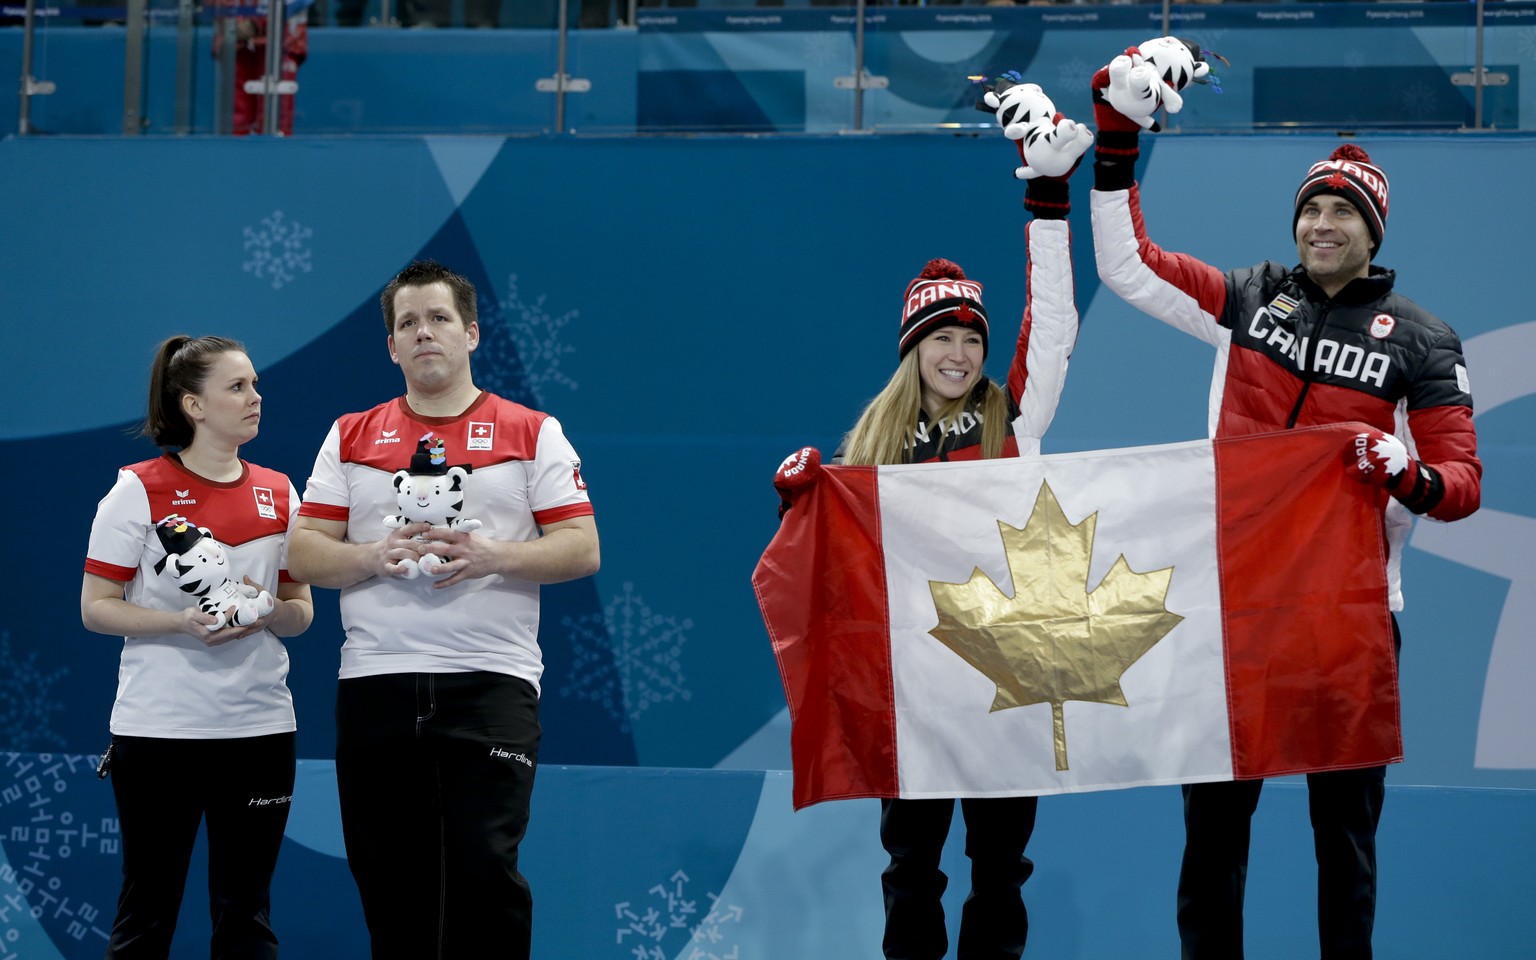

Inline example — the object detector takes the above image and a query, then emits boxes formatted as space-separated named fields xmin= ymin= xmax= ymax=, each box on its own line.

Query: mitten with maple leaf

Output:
xmin=1344 ymin=429 xmax=1443 ymax=515
xmin=774 ymin=446 xmax=822 ymax=519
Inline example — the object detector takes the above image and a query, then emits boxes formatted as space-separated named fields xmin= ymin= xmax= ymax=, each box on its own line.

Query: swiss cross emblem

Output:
xmin=467 ymin=421 xmax=494 ymax=451
xmin=253 ymin=486 xmax=277 ymax=520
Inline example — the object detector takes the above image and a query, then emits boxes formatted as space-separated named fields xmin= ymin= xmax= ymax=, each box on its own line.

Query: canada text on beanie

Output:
xmin=1293 ymin=143 xmax=1390 ymax=256
xmin=898 ymin=258 xmax=990 ymax=360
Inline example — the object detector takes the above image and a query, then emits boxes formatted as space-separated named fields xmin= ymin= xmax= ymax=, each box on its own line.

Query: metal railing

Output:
xmin=11 ymin=0 xmax=1526 ymax=137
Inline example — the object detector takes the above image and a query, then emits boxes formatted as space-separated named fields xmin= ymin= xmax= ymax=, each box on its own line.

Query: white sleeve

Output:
xmin=1090 ymin=186 xmax=1230 ymax=349
xmin=1011 ymin=217 xmax=1078 ymax=445
xmin=85 ymin=470 xmax=152 ymax=579
xmin=281 ymin=479 xmax=302 ymax=571
xmin=528 ymin=416 xmax=593 ymax=523
xmin=299 ymin=422 xmax=348 ymax=515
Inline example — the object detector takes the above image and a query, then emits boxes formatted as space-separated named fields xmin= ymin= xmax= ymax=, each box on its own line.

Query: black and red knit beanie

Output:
xmin=1293 ymin=143 xmax=1390 ymax=256
xmin=898 ymin=259 xmax=989 ymax=360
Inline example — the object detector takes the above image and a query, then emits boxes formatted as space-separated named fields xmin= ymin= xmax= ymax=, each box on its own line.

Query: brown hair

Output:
xmin=140 ymin=335 xmax=246 ymax=450
xmin=380 ymin=260 xmax=478 ymax=335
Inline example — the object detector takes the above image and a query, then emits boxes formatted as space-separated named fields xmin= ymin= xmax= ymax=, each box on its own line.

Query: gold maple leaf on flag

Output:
xmin=927 ymin=480 xmax=1183 ymax=771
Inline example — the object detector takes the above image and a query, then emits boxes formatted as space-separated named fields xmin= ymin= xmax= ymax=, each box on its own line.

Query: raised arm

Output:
xmin=1088 ymin=40 xmax=1230 ymax=347
xmin=980 ymin=77 xmax=1090 ymax=445
xmin=1008 ymin=214 xmax=1075 ymax=445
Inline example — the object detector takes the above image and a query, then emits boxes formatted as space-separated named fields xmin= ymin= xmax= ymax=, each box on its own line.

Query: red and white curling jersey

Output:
xmin=84 ymin=455 xmax=299 ymax=738
xmin=299 ymin=392 xmax=594 ymax=691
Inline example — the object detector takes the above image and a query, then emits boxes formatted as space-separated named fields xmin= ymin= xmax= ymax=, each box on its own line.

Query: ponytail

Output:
xmin=139 ymin=335 xmax=245 ymax=450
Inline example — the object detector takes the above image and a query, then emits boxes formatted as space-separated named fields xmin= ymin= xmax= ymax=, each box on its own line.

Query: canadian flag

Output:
xmin=753 ymin=424 xmax=1401 ymax=810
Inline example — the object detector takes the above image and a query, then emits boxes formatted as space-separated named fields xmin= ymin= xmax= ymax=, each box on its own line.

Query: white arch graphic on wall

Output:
xmin=1409 ymin=321 xmax=1536 ymax=769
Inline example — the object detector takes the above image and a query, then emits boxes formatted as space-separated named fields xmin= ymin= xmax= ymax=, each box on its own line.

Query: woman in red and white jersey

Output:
xmin=81 ymin=334 xmax=313 ymax=960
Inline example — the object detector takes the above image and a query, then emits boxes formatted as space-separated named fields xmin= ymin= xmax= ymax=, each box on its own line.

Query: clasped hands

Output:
xmin=379 ymin=522 xmax=499 ymax=589
xmin=183 ymin=575 xmax=277 ymax=646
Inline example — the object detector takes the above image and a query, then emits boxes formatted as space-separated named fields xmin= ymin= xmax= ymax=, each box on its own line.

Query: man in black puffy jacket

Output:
xmin=1087 ymin=40 xmax=1482 ymax=960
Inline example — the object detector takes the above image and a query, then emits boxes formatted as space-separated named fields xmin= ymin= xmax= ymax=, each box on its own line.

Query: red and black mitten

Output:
xmin=1092 ymin=37 xmax=1217 ymax=189
xmin=1091 ymin=49 xmax=1146 ymax=190
xmin=1344 ymin=429 xmax=1444 ymax=515
xmin=1092 ymin=49 xmax=1152 ymax=134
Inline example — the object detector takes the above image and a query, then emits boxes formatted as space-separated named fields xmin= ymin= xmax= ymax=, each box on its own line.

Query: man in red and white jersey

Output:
xmin=1086 ymin=39 xmax=1481 ymax=960
xmin=288 ymin=260 xmax=599 ymax=960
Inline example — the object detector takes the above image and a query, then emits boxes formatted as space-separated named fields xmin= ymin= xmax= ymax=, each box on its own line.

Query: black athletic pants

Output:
xmin=880 ymin=796 xmax=1038 ymax=960
xmin=335 ymin=672 xmax=541 ymax=960
xmin=1176 ymin=617 xmax=1400 ymax=960
xmin=105 ymin=732 xmax=296 ymax=960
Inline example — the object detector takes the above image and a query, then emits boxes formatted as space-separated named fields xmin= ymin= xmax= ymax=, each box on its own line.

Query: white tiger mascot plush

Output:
xmin=1099 ymin=36 xmax=1212 ymax=131
xmin=982 ymin=77 xmax=1094 ymax=180
xmin=383 ymin=433 xmax=482 ymax=580
xmin=154 ymin=515 xmax=275 ymax=631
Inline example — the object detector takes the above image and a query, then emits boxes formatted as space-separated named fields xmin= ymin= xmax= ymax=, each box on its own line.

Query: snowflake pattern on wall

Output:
xmin=1400 ymin=79 xmax=1444 ymax=122
xmin=242 ymin=210 xmax=313 ymax=290
xmin=475 ymin=273 xmax=580 ymax=408
xmin=559 ymin=583 xmax=692 ymax=733
xmin=0 ymin=631 xmax=68 ymax=751
xmin=614 ymin=870 xmax=743 ymax=960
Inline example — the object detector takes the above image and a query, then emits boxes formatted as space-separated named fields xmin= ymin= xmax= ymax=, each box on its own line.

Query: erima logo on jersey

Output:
xmin=1248 ymin=308 xmax=1392 ymax=388
xmin=374 ymin=428 xmax=402 ymax=446
xmin=172 ymin=489 xmax=198 ymax=506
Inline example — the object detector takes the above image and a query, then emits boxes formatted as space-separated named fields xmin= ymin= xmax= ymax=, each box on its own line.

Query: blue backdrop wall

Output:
xmin=1 ymin=132 xmax=1533 ymax=958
